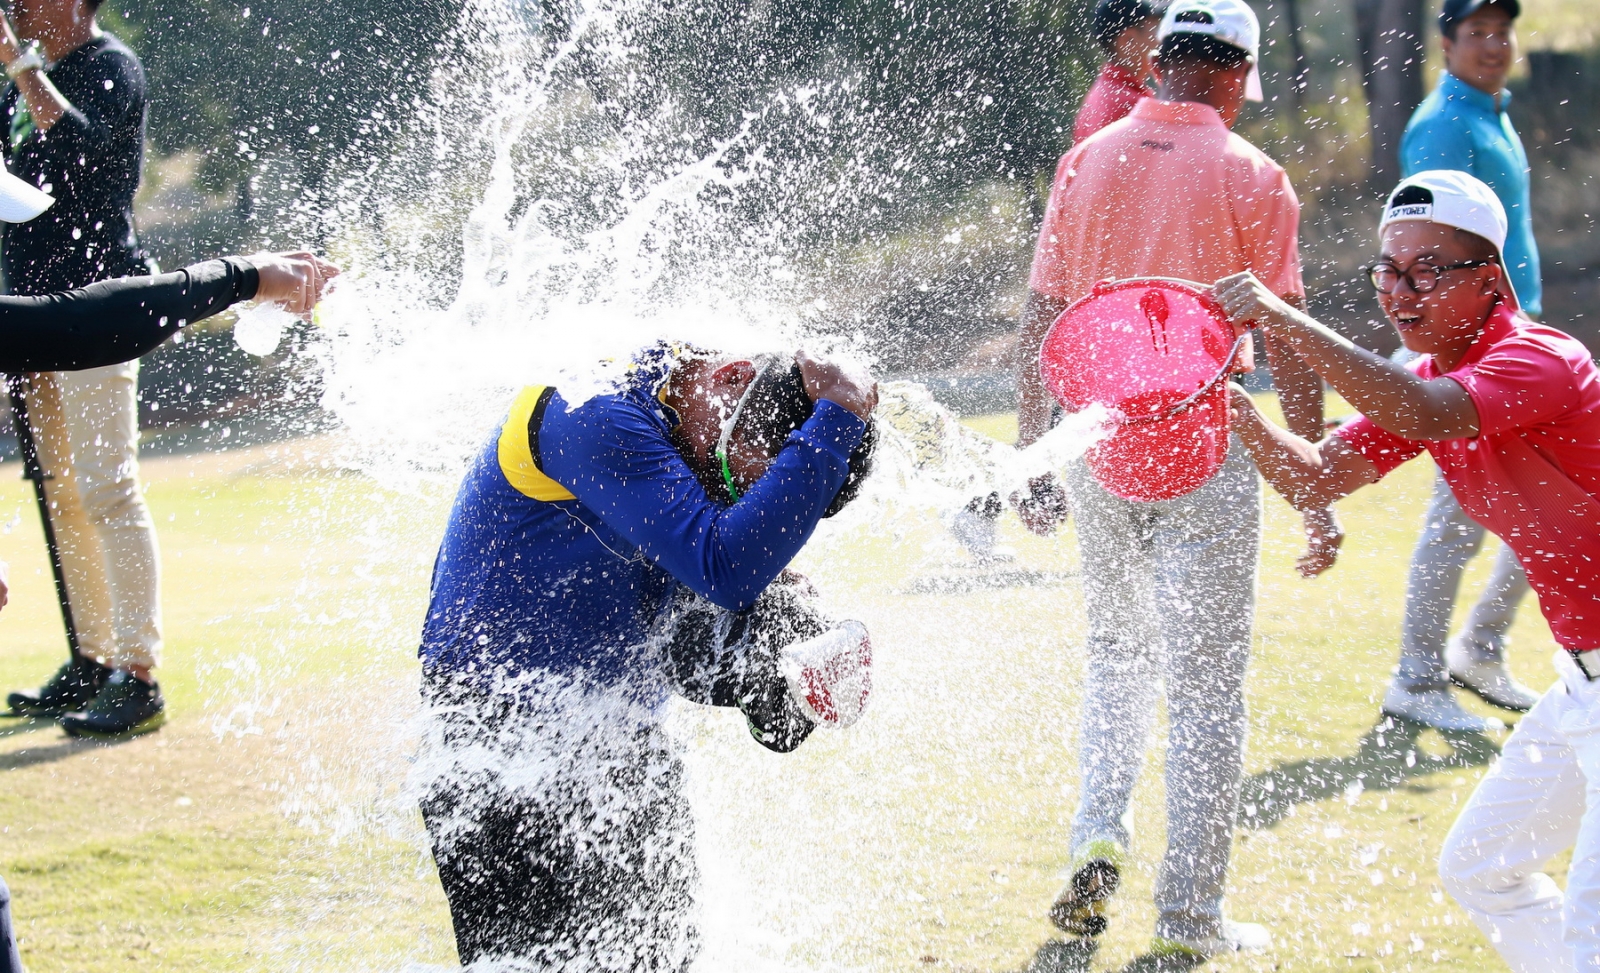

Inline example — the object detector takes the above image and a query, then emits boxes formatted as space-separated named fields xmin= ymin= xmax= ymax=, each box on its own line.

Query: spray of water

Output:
xmin=214 ymin=0 xmax=1116 ymax=968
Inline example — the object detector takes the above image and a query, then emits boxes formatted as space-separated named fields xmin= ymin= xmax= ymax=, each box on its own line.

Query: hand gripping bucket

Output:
xmin=1039 ymin=278 xmax=1250 ymax=502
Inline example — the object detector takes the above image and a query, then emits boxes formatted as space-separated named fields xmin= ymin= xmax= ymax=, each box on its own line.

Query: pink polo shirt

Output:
xmin=1337 ymin=302 xmax=1600 ymax=649
xmin=1073 ymin=62 xmax=1149 ymax=144
xmin=1030 ymin=98 xmax=1304 ymax=305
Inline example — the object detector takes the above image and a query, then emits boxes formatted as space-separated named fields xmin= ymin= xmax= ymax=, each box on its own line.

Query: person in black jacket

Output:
xmin=0 ymin=0 xmax=170 ymax=736
xmin=0 ymin=166 xmax=336 ymax=972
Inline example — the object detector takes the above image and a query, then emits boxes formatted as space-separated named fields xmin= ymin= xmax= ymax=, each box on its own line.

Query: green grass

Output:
xmin=0 ymin=403 xmax=1566 ymax=972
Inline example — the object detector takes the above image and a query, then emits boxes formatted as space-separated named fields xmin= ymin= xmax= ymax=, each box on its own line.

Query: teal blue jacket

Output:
xmin=1400 ymin=72 xmax=1541 ymax=317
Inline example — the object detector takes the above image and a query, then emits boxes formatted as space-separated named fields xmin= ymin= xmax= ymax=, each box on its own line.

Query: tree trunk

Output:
xmin=1283 ymin=0 xmax=1309 ymax=113
xmin=1353 ymin=0 xmax=1426 ymax=188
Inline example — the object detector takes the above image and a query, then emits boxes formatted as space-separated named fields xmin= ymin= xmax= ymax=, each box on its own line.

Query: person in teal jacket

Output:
xmin=1401 ymin=0 xmax=1538 ymax=316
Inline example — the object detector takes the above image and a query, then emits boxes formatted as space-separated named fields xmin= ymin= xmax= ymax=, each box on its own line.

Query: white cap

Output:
xmin=1158 ymin=0 xmax=1264 ymax=102
xmin=1380 ymin=169 xmax=1508 ymax=251
xmin=0 ymin=166 xmax=52 ymax=223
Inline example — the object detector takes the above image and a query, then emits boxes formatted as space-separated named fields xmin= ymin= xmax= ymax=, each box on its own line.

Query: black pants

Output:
xmin=418 ymin=674 xmax=699 ymax=970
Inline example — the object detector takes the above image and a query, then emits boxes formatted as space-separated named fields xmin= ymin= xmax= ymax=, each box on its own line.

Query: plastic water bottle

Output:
xmin=234 ymin=302 xmax=296 ymax=357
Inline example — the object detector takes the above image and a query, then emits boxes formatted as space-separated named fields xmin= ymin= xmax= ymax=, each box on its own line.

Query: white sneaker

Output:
xmin=1381 ymin=683 xmax=1505 ymax=733
xmin=1152 ymin=919 xmax=1272 ymax=959
xmin=781 ymin=621 xmax=872 ymax=728
xmin=1447 ymin=640 xmax=1540 ymax=713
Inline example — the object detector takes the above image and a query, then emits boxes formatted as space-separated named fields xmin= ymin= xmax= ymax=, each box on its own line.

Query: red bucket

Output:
xmin=1039 ymin=278 xmax=1246 ymax=502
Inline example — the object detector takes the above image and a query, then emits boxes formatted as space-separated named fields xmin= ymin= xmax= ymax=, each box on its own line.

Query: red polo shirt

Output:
xmin=1073 ymin=62 xmax=1149 ymax=144
xmin=1337 ymin=302 xmax=1600 ymax=649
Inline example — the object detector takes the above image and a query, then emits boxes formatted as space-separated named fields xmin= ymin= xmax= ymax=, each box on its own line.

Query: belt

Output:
xmin=1572 ymin=648 xmax=1600 ymax=681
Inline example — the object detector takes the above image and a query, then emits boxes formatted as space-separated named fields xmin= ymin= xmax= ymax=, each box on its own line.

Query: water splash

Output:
xmin=219 ymin=0 xmax=1114 ymax=968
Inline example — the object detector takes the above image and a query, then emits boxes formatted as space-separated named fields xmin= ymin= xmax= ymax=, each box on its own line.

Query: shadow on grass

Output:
xmin=901 ymin=569 xmax=1078 ymax=595
xmin=1112 ymin=953 xmax=1204 ymax=973
xmin=1237 ymin=714 xmax=1500 ymax=830
xmin=0 ymin=734 xmax=132 ymax=771
xmin=1013 ymin=937 xmax=1098 ymax=973
xmin=0 ymin=715 xmax=54 ymax=739
xmin=1007 ymin=939 xmax=1203 ymax=973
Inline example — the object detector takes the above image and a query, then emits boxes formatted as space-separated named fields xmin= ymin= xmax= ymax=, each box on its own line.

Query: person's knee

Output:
xmin=1423 ymin=515 xmax=1485 ymax=555
xmin=75 ymin=476 xmax=149 ymax=528
xmin=1438 ymin=826 xmax=1511 ymax=911
xmin=1084 ymin=634 xmax=1158 ymax=673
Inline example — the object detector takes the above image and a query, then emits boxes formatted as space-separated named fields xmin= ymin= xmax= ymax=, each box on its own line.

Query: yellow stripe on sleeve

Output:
xmin=496 ymin=385 xmax=577 ymax=502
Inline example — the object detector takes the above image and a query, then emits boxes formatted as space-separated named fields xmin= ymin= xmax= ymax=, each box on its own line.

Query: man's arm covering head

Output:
xmin=538 ymin=383 xmax=867 ymax=611
xmin=744 ymin=355 xmax=878 ymax=517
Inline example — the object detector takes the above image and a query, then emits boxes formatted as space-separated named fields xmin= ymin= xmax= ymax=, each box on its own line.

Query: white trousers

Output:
xmin=1440 ymin=652 xmax=1600 ymax=971
xmin=20 ymin=362 xmax=161 ymax=671
xmin=1065 ymin=438 xmax=1261 ymax=945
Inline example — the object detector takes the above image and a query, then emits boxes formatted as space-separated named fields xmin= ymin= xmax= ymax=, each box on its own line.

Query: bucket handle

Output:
xmin=1120 ymin=326 xmax=1254 ymax=426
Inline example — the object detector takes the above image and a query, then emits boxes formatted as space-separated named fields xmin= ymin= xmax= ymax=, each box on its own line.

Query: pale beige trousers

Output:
xmin=20 ymin=361 xmax=161 ymax=671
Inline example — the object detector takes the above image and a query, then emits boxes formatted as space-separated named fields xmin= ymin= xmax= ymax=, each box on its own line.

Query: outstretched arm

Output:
xmin=1229 ymin=386 xmax=1380 ymax=510
xmin=1213 ymin=272 xmax=1481 ymax=440
xmin=1262 ymin=297 xmax=1345 ymax=576
xmin=0 ymin=252 xmax=337 ymax=374
xmin=0 ymin=259 xmax=256 ymax=372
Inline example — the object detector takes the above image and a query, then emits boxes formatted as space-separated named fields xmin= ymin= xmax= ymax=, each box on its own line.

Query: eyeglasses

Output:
xmin=1367 ymin=258 xmax=1497 ymax=294
xmin=715 ymin=361 xmax=772 ymax=503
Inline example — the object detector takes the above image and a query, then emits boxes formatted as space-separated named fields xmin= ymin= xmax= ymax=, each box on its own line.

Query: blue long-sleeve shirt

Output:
xmin=418 ymin=353 xmax=866 ymax=697
xmin=1400 ymin=72 xmax=1541 ymax=317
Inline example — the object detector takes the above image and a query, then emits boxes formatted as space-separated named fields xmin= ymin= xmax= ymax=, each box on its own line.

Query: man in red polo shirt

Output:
xmin=1075 ymin=0 xmax=1161 ymax=143
xmin=1218 ymin=169 xmax=1600 ymax=972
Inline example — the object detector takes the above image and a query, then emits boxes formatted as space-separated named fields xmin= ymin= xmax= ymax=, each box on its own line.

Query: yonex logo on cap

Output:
xmin=1388 ymin=203 xmax=1432 ymax=220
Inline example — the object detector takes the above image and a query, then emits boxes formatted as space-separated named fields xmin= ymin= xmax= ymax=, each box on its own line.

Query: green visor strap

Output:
xmin=715 ymin=360 xmax=773 ymax=503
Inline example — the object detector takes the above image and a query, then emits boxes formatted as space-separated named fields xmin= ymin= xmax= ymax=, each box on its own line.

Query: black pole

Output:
xmin=6 ymin=374 xmax=80 ymax=661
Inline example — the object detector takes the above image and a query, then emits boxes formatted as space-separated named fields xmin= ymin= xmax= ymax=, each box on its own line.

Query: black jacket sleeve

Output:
xmin=0 ymin=258 xmax=260 ymax=373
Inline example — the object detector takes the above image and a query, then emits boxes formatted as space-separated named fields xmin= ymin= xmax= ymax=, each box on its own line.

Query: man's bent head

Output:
xmin=666 ymin=352 xmax=877 ymax=514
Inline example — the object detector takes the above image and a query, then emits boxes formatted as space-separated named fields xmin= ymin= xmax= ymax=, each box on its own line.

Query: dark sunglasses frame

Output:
xmin=1366 ymin=257 xmax=1497 ymax=294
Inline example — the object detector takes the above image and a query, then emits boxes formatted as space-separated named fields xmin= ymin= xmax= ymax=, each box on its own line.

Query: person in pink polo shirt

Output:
xmin=1217 ymin=169 xmax=1600 ymax=973
xmin=1020 ymin=0 xmax=1332 ymax=960
xmin=1075 ymin=0 xmax=1161 ymax=144
xmin=948 ymin=0 xmax=1163 ymax=564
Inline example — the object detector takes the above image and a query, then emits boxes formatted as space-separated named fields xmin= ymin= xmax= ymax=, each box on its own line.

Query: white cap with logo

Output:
xmin=1158 ymin=0 xmax=1264 ymax=102
xmin=1379 ymin=169 xmax=1508 ymax=251
xmin=1381 ymin=169 xmax=1517 ymax=307
xmin=0 ymin=166 xmax=52 ymax=223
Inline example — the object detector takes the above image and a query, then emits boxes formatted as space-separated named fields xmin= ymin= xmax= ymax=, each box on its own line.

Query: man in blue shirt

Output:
xmin=1401 ymin=0 xmax=1537 ymax=316
xmin=1382 ymin=0 xmax=1540 ymax=733
xmin=417 ymin=345 xmax=877 ymax=969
